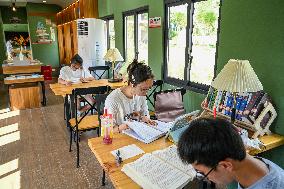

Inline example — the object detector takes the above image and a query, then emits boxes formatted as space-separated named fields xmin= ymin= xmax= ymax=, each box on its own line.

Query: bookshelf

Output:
xmin=56 ymin=0 xmax=98 ymax=65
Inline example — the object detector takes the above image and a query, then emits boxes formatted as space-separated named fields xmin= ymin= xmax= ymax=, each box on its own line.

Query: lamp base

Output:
xmin=108 ymin=78 xmax=122 ymax=83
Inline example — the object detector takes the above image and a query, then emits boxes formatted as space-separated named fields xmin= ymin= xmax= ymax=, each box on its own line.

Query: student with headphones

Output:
xmin=104 ymin=59 xmax=156 ymax=133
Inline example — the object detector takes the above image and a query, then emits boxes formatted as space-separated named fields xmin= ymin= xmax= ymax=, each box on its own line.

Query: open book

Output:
xmin=121 ymin=145 xmax=196 ymax=189
xmin=122 ymin=120 xmax=172 ymax=144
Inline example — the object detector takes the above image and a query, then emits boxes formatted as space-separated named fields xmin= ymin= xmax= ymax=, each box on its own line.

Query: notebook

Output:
xmin=121 ymin=145 xmax=196 ymax=189
xmin=122 ymin=120 xmax=172 ymax=144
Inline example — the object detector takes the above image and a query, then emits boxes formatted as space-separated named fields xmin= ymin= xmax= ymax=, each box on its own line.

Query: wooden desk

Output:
xmin=88 ymin=133 xmax=284 ymax=189
xmin=2 ymin=62 xmax=42 ymax=75
xmin=49 ymin=79 xmax=127 ymax=96
xmin=50 ymin=79 xmax=127 ymax=127
xmin=2 ymin=61 xmax=46 ymax=108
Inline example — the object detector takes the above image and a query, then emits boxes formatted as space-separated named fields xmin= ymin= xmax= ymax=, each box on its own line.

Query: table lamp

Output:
xmin=104 ymin=48 xmax=124 ymax=83
xmin=211 ymin=59 xmax=263 ymax=122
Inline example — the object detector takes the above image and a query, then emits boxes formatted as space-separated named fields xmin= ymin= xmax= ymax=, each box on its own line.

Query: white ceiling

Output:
xmin=0 ymin=0 xmax=76 ymax=8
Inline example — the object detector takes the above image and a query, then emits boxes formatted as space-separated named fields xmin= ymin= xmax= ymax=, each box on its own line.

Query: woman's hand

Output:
xmin=141 ymin=116 xmax=157 ymax=126
xmin=114 ymin=124 xmax=129 ymax=133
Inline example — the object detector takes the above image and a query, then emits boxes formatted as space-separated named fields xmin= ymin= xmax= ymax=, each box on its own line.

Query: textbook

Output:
xmin=121 ymin=145 xmax=196 ymax=189
xmin=122 ymin=120 xmax=172 ymax=144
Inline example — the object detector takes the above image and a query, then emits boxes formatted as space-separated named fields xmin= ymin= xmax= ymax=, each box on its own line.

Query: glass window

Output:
xmin=125 ymin=15 xmax=135 ymax=63
xmin=190 ymin=0 xmax=220 ymax=85
xmin=138 ymin=12 xmax=148 ymax=64
xmin=102 ymin=16 xmax=115 ymax=50
xmin=109 ymin=19 xmax=115 ymax=49
xmin=164 ymin=0 xmax=221 ymax=92
xmin=123 ymin=7 xmax=148 ymax=64
xmin=166 ymin=4 xmax=187 ymax=80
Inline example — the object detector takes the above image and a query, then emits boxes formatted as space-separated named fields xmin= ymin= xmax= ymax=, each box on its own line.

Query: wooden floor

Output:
xmin=0 ymin=80 xmax=114 ymax=189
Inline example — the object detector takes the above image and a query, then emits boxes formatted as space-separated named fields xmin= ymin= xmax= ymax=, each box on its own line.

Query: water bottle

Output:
xmin=101 ymin=108 xmax=113 ymax=144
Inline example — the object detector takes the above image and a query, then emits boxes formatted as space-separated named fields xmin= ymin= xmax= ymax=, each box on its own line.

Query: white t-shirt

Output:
xmin=59 ymin=66 xmax=92 ymax=82
xmin=104 ymin=88 xmax=149 ymax=125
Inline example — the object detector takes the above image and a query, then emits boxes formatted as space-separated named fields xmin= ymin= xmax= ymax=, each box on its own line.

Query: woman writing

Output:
xmin=104 ymin=59 xmax=156 ymax=133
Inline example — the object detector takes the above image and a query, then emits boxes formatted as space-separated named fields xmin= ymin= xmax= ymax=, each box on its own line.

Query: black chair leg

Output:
xmin=69 ymin=127 xmax=73 ymax=152
xmin=102 ymin=169 xmax=106 ymax=186
xmin=76 ymin=131 xmax=80 ymax=168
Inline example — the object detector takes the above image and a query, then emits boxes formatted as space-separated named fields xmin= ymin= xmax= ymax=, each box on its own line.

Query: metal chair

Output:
xmin=68 ymin=86 xmax=111 ymax=167
xmin=89 ymin=66 xmax=110 ymax=79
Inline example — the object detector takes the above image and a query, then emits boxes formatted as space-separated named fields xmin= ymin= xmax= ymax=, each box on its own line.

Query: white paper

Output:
xmin=152 ymin=145 xmax=196 ymax=178
xmin=122 ymin=153 xmax=191 ymax=189
xmin=111 ymin=144 xmax=144 ymax=161
xmin=123 ymin=120 xmax=170 ymax=144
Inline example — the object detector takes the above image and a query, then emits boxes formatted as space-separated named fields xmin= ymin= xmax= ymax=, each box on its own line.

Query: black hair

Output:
xmin=127 ymin=59 xmax=154 ymax=86
xmin=177 ymin=117 xmax=246 ymax=167
xmin=70 ymin=54 xmax=83 ymax=65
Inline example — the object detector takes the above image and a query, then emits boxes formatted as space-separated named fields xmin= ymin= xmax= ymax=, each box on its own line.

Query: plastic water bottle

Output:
xmin=101 ymin=108 xmax=113 ymax=144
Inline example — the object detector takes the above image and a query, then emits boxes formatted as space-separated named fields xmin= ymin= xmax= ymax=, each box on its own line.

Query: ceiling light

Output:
xmin=12 ymin=3 xmax=16 ymax=12
xmin=43 ymin=0 xmax=47 ymax=2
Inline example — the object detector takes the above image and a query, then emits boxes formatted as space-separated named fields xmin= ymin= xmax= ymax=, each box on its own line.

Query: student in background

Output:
xmin=178 ymin=118 xmax=284 ymax=189
xmin=104 ymin=59 xmax=156 ymax=133
xmin=58 ymin=54 xmax=94 ymax=86
xmin=58 ymin=54 xmax=95 ymax=114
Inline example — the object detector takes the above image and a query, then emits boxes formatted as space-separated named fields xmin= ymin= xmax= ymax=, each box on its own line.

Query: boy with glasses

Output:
xmin=58 ymin=54 xmax=94 ymax=85
xmin=58 ymin=54 xmax=95 ymax=114
xmin=178 ymin=118 xmax=284 ymax=189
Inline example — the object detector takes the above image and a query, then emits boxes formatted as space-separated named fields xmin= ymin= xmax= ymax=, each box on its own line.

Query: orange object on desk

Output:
xmin=41 ymin=65 xmax=52 ymax=80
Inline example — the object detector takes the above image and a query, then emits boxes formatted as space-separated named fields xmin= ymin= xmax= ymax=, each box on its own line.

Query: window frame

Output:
xmin=123 ymin=6 xmax=149 ymax=62
xmin=163 ymin=0 xmax=222 ymax=94
xmin=101 ymin=15 xmax=115 ymax=50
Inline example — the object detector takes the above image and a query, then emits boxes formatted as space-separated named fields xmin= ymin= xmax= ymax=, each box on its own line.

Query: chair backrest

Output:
xmin=72 ymin=86 xmax=111 ymax=125
xmin=153 ymin=88 xmax=186 ymax=122
xmin=146 ymin=80 xmax=164 ymax=108
xmin=89 ymin=66 xmax=110 ymax=79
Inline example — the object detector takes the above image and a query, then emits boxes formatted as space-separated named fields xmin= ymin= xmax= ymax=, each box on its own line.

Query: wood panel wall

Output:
xmin=56 ymin=0 xmax=98 ymax=65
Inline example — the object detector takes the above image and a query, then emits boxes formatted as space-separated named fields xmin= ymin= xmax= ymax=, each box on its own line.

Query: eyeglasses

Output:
xmin=195 ymin=164 xmax=218 ymax=181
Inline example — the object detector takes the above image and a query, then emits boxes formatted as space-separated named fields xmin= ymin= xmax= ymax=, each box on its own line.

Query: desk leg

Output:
xmin=7 ymin=85 xmax=11 ymax=110
xmin=65 ymin=95 xmax=71 ymax=128
xmin=102 ymin=169 xmax=106 ymax=186
xmin=40 ymin=81 xmax=46 ymax=106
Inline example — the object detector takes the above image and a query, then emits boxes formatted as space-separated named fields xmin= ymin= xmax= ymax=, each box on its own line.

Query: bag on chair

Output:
xmin=154 ymin=90 xmax=185 ymax=122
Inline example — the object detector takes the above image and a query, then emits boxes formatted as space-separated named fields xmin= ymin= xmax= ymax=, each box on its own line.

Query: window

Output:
xmin=164 ymin=0 xmax=221 ymax=93
xmin=123 ymin=7 xmax=148 ymax=64
xmin=102 ymin=15 xmax=115 ymax=49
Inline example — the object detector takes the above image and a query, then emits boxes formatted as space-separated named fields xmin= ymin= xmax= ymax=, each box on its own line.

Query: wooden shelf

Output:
xmin=32 ymin=41 xmax=52 ymax=44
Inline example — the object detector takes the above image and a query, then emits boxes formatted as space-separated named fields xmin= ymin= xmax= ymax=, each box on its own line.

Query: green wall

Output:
xmin=217 ymin=0 xmax=284 ymax=168
xmin=99 ymin=0 xmax=284 ymax=169
xmin=0 ymin=4 xmax=61 ymax=75
xmin=26 ymin=3 xmax=61 ymax=68
xmin=0 ymin=7 xmax=27 ymax=24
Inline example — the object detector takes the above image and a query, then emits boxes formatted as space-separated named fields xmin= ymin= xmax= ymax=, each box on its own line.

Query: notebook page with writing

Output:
xmin=123 ymin=121 xmax=166 ymax=144
xmin=121 ymin=153 xmax=191 ymax=189
xmin=152 ymin=120 xmax=173 ymax=133
xmin=152 ymin=145 xmax=196 ymax=179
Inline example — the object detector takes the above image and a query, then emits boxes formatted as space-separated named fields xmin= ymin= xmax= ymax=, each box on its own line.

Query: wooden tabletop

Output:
xmin=88 ymin=133 xmax=284 ymax=189
xmin=4 ymin=76 xmax=44 ymax=85
xmin=88 ymin=134 xmax=173 ymax=189
xmin=49 ymin=79 xmax=127 ymax=96
xmin=2 ymin=63 xmax=42 ymax=74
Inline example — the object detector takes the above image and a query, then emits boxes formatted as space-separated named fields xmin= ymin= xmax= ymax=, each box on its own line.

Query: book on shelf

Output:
xmin=122 ymin=120 xmax=172 ymax=144
xmin=121 ymin=145 xmax=196 ymax=189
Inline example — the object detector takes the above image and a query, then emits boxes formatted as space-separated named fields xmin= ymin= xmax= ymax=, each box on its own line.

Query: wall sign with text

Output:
xmin=149 ymin=17 xmax=161 ymax=28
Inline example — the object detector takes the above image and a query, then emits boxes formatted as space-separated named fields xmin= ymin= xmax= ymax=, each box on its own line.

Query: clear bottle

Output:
xmin=101 ymin=108 xmax=113 ymax=144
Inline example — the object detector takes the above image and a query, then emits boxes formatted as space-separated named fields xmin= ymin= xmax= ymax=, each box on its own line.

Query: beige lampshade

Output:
xmin=211 ymin=59 xmax=263 ymax=92
xmin=103 ymin=48 xmax=124 ymax=62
